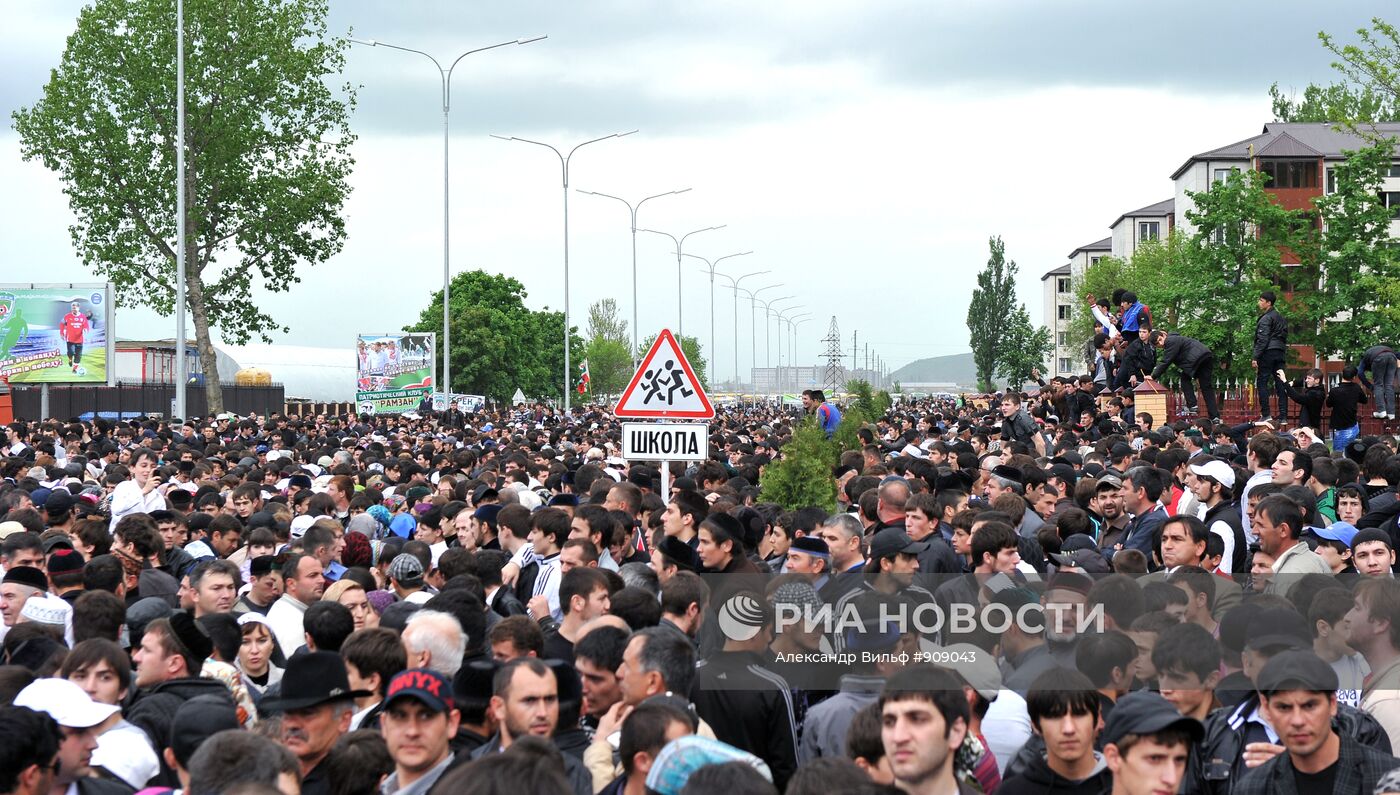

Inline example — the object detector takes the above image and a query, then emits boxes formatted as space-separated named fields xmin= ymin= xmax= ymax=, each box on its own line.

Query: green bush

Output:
xmin=760 ymin=418 xmax=839 ymax=512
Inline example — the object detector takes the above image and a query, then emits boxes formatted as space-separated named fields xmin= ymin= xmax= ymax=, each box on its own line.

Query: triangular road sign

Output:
xmin=615 ymin=329 xmax=715 ymax=419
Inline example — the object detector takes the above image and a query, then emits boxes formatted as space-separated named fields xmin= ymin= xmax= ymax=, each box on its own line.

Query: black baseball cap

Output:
xmin=1256 ymin=650 xmax=1339 ymax=694
xmin=383 ymin=669 xmax=455 ymax=714
xmin=1102 ymin=690 xmax=1204 ymax=746
xmin=868 ymin=528 xmax=929 ymax=561
xmin=1245 ymin=606 xmax=1311 ymax=652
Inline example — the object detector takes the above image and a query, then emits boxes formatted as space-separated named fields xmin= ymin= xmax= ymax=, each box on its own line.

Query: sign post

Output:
xmin=615 ymin=329 xmax=714 ymax=505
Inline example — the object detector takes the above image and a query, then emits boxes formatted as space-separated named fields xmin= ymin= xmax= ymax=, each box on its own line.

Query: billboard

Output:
xmin=0 ymin=283 xmax=115 ymax=385
xmin=431 ymin=393 xmax=486 ymax=413
xmin=355 ymin=333 xmax=435 ymax=414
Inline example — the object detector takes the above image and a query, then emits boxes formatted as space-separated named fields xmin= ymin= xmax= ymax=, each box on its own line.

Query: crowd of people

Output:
xmin=3 ymin=366 xmax=1400 ymax=795
xmin=1082 ymin=289 xmax=1393 ymax=452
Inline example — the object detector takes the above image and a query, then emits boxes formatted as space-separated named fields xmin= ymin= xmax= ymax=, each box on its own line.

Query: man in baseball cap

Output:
xmin=1232 ymin=650 xmax=1400 ymax=795
xmin=380 ymin=669 xmax=461 ymax=795
xmin=13 ymin=678 xmax=119 ymax=793
xmin=1101 ymin=690 xmax=1203 ymax=795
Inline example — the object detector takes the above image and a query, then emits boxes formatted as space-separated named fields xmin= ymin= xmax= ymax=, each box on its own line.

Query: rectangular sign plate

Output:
xmin=621 ymin=422 xmax=709 ymax=461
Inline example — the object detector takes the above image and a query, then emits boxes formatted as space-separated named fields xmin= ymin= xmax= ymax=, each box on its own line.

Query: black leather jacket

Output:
xmin=1253 ymin=308 xmax=1288 ymax=359
xmin=1194 ymin=694 xmax=1390 ymax=795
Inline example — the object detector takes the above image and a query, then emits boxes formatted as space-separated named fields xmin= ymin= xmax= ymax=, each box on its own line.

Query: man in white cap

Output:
xmin=1189 ymin=458 xmax=1246 ymax=575
xmin=13 ymin=678 xmax=122 ymax=795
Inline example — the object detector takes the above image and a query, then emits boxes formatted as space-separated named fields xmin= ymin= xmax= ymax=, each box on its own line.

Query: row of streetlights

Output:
xmin=346 ymin=33 xmax=815 ymax=410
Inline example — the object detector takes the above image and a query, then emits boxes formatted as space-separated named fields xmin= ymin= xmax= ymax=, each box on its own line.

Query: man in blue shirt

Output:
xmin=802 ymin=390 xmax=841 ymax=436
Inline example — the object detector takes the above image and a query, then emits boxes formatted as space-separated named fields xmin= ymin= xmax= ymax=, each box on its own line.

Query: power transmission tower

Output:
xmin=823 ymin=316 xmax=845 ymax=398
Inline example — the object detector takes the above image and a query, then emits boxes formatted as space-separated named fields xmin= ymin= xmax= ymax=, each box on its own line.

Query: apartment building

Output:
xmin=1043 ymin=237 xmax=1110 ymax=378
xmin=1109 ymin=198 xmax=1174 ymax=259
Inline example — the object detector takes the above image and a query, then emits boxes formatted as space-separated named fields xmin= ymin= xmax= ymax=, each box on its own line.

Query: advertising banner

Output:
xmin=355 ymin=333 xmax=435 ymax=414
xmin=0 ymin=283 xmax=115 ymax=385
xmin=433 ymin=393 xmax=486 ymax=413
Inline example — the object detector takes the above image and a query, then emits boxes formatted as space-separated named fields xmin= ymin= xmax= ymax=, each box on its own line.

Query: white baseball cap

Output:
xmin=1189 ymin=459 xmax=1236 ymax=490
xmin=14 ymin=678 xmax=119 ymax=728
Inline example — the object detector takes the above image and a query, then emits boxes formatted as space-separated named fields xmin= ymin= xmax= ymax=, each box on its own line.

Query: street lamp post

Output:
xmin=754 ymin=294 xmax=794 ymax=394
xmin=174 ymin=0 xmax=187 ymax=419
xmin=577 ymin=188 xmax=690 ymax=360
xmin=681 ymin=251 xmax=753 ymax=386
xmin=715 ymin=270 xmax=770 ymax=386
xmin=786 ymin=313 xmax=812 ymax=393
xmin=740 ymin=286 xmax=783 ymax=393
xmin=773 ymin=305 xmax=805 ymax=397
xmin=349 ymin=34 xmax=545 ymax=396
xmin=637 ymin=226 xmax=724 ymax=337
xmin=491 ymin=131 xmax=638 ymax=413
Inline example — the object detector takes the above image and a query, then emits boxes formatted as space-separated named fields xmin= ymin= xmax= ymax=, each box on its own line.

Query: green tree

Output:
xmin=12 ymin=0 xmax=356 ymax=413
xmin=1269 ymin=81 xmax=1397 ymax=123
xmin=1319 ymin=20 xmax=1400 ymax=122
xmin=1314 ymin=138 xmax=1400 ymax=361
xmin=966 ymin=237 xmax=1020 ymax=392
xmin=997 ymin=305 xmax=1052 ymax=389
xmin=407 ymin=270 xmax=583 ymax=403
xmin=582 ymin=338 xmax=632 ymax=399
xmin=759 ymin=418 xmax=838 ymax=512
xmin=1182 ymin=169 xmax=1314 ymax=379
xmin=637 ymin=333 xmax=708 ymax=388
xmin=844 ymin=378 xmax=889 ymax=418
xmin=583 ymin=299 xmax=632 ymax=397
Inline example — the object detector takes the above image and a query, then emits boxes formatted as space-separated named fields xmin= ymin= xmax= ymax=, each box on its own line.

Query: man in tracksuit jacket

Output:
xmin=1252 ymin=291 xmax=1289 ymax=423
xmin=690 ymin=596 xmax=799 ymax=790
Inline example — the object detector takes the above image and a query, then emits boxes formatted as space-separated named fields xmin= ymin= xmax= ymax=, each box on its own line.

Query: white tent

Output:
xmin=219 ymin=344 xmax=356 ymax=402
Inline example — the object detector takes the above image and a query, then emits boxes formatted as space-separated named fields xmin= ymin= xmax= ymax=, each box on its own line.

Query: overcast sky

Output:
xmin=1 ymin=0 xmax=1389 ymax=382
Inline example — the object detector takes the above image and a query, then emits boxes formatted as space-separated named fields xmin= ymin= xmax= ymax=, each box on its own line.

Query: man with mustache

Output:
xmin=259 ymin=651 xmax=371 ymax=795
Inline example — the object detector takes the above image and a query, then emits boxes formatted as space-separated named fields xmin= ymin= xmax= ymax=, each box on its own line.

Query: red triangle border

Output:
xmin=613 ymin=329 xmax=715 ymax=419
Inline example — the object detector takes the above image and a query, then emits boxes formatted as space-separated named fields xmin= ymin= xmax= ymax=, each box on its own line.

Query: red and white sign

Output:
xmin=614 ymin=329 xmax=714 ymax=419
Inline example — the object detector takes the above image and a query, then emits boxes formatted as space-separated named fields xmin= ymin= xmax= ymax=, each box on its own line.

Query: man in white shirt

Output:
xmin=267 ymin=552 xmax=325 ymax=657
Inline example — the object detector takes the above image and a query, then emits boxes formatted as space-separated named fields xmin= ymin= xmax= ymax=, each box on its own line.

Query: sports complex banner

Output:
xmin=0 ymin=283 xmax=114 ymax=385
xmin=355 ymin=333 xmax=435 ymax=414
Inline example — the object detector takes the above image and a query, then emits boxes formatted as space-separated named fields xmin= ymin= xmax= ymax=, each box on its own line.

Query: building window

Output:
xmin=1260 ymin=159 xmax=1318 ymax=189
xmin=1056 ymin=277 xmax=1071 ymax=294
xmin=1090 ymin=256 xmax=1102 ymax=266
xmin=1058 ymin=332 xmax=1069 ymax=347
xmin=1386 ymin=192 xmax=1400 ymax=219
xmin=1327 ymin=168 xmax=1336 ymax=194
xmin=1139 ymin=221 xmax=1160 ymax=242
xmin=1389 ymin=164 xmax=1400 ymax=178
xmin=1058 ymin=358 xmax=1073 ymax=374
xmin=1213 ymin=167 xmax=1237 ymax=184
xmin=1057 ymin=305 xmax=1071 ymax=320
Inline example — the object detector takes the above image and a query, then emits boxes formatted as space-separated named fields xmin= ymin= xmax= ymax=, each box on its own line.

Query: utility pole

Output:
xmin=852 ymin=331 xmax=858 ymax=373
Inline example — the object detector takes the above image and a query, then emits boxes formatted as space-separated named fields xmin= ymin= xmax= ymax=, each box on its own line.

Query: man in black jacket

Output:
xmin=1148 ymin=330 xmax=1220 ymax=421
xmin=1252 ymin=291 xmax=1289 ymax=423
xmin=1232 ymin=651 xmax=1399 ymax=795
xmin=126 ymin=614 xmax=235 ymax=788
xmin=691 ymin=592 xmax=799 ymax=790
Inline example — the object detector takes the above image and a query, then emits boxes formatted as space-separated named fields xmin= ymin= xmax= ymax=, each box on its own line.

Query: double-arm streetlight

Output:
xmin=577 ymin=188 xmax=690 ymax=359
xmin=348 ymin=34 xmax=546 ymax=396
xmin=754 ymin=294 xmax=795 ymax=393
xmin=491 ymin=131 xmax=638 ymax=412
xmin=739 ymin=285 xmax=783 ymax=390
xmin=715 ymin=270 xmax=770 ymax=386
xmin=784 ymin=312 xmax=812 ymax=393
xmin=772 ymin=305 xmax=805 ymax=396
xmin=681 ymin=251 xmax=752 ymax=384
xmin=637 ymin=226 xmax=724 ymax=337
